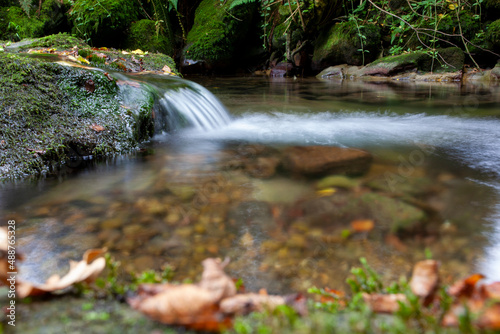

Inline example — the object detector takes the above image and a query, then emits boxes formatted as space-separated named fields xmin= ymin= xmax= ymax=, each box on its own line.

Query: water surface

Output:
xmin=2 ymin=76 xmax=500 ymax=293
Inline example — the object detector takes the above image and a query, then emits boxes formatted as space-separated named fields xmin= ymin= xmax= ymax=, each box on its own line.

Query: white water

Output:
xmin=155 ymin=80 xmax=231 ymax=131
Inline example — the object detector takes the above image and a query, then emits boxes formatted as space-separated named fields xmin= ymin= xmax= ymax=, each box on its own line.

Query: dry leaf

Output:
xmin=410 ymin=259 xmax=440 ymax=305
xmin=198 ymin=258 xmax=237 ymax=302
xmin=350 ymin=219 xmax=375 ymax=233
xmin=128 ymin=284 xmax=228 ymax=331
xmin=90 ymin=124 xmax=105 ymax=132
xmin=116 ymin=80 xmax=141 ymax=88
xmin=362 ymin=293 xmax=407 ymax=313
xmin=17 ymin=248 xmax=106 ymax=298
xmin=162 ymin=65 xmax=171 ymax=73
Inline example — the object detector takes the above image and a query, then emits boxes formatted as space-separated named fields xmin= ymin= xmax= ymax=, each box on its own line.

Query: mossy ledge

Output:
xmin=0 ymin=52 xmax=154 ymax=179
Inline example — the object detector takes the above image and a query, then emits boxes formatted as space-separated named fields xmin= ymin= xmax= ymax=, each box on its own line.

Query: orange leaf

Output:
xmin=448 ymin=273 xmax=485 ymax=298
xmin=350 ymin=219 xmax=375 ymax=232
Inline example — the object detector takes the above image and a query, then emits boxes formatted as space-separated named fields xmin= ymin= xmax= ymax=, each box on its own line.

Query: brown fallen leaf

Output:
xmin=128 ymin=284 xmax=229 ymax=331
xmin=27 ymin=148 xmax=46 ymax=155
xmin=90 ymin=124 xmax=105 ymax=132
xmin=103 ymin=72 xmax=114 ymax=82
xmin=162 ymin=65 xmax=171 ymax=74
xmin=116 ymin=80 xmax=141 ymax=88
xmin=410 ymin=259 xmax=440 ymax=305
xmin=198 ymin=258 xmax=236 ymax=301
xmin=448 ymin=273 xmax=485 ymax=298
xmin=17 ymin=248 xmax=106 ymax=298
xmin=362 ymin=293 xmax=407 ymax=313
xmin=350 ymin=219 xmax=375 ymax=233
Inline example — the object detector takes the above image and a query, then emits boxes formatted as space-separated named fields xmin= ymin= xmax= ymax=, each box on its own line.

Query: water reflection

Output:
xmin=2 ymin=78 xmax=500 ymax=293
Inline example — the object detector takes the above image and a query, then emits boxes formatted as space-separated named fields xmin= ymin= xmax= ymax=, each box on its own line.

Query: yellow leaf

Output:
xmin=131 ymin=49 xmax=145 ymax=55
xmin=448 ymin=3 xmax=457 ymax=10
xmin=316 ymin=188 xmax=336 ymax=196
xmin=77 ymin=56 xmax=90 ymax=64
xmin=121 ymin=50 xmax=130 ymax=55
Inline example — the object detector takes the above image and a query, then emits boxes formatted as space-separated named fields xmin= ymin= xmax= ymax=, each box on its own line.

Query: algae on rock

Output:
xmin=0 ymin=52 xmax=155 ymax=179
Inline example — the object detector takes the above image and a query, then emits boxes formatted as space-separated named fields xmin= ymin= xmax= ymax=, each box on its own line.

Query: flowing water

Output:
xmin=2 ymin=75 xmax=500 ymax=294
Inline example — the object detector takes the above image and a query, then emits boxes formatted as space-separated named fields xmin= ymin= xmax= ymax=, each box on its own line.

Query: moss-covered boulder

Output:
xmin=69 ymin=0 xmax=138 ymax=47
xmin=361 ymin=48 xmax=464 ymax=76
xmin=485 ymin=19 xmax=500 ymax=53
xmin=312 ymin=21 xmax=381 ymax=71
xmin=125 ymin=19 xmax=174 ymax=55
xmin=419 ymin=47 xmax=465 ymax=73
xmin=183 ymin=0 xmax=258 ymax=71
xmin=0 ymin=52 xmax=155 ymax=179
xmin=361 ymin=52 xmax=426 ymax=76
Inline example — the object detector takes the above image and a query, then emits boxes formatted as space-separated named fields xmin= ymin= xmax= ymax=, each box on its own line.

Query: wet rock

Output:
xmin=282 ymin=146 xmax=373 ymax=177
xmin=297 ymin=191 xmax=426 ymax=233
xmin=316 ymin=65 xmax=363 ymax=79
xmin=270 ymin=62 xmax=293 ymax=78
xmin=246 ymin=157 xmax=281 ymax=178
xmin=101 ymin=217 xmax=124 ymax=229
xmin=169 ymin=185 xmax=196 ymax=202
xmin=491 ymin=63 xmax=500 ymax=79
xmin=367 ymin=175 xmax=436 ymax=196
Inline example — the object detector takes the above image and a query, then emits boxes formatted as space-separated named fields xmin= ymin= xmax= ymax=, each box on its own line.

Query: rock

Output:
xmin=246 ymin=157 xmax=281 ymax=178
xmin=282 ymin=146 xmax=373 ymax=177
xmin=297 ymin=191 xmax=426 ymax=233
xmin=316 ymin=65 xmax=363 ymax=79
xmin=182 ymin=0 xmax=258 ymax=73
xmin=419 ymin=47 xmax=464 ymax=73
xmin=312 ymin=21 xmax=381 ymax=71
xmin=270 ymin=62 xmax=293 ymax=77
xmin=491 ymin=62 xmax=500 ymax=79
xmin=361 ymin=52 xmax=426 ymax=76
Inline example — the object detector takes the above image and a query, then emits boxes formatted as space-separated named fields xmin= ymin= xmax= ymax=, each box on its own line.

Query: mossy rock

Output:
xmin=183 ymin=0 xmax=258 ymax=68
xmin=125 ymin=19 xmax=174 ymax=55
xmin=419 ymin=47 xmax=465 ymax=73
xmin=0 ymin=52 xmax=155 ymax=179
xmin=312 ymin=21 xmax=381 ymax=70
xmin=24 ymin=33 xmax=88 ymax=49
xmin=69 ymin=0 xmax=138 ymax=47
xmin=483 ymin=0 xmax=500 ymax=21
xmin=485 ymin=19 xmax=500 ymax=53
xmin=361 ymin=52 xmax=426 ymax=76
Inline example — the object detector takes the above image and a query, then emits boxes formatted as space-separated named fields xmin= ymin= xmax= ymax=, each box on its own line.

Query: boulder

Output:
xmin=361 ymin=52 xmax=426 ymax=76
xmin=282 ymin=146 xmax=373 ymax=176
xmin=492 ymin=62 xmax=500 ymax=79
xmin=312 ymin=21 xmax=381 ymax=71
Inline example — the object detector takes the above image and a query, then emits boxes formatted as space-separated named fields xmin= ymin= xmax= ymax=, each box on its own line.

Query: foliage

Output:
xmin=125 ymin=19 xmax=173 ymax=55
xmin=485 ymin=19 xmax=500 ymax=52
xmin=1 ymin=6 xmax=46 ymax=41
xmin=69 ymin=0 xmax=138 ymax=47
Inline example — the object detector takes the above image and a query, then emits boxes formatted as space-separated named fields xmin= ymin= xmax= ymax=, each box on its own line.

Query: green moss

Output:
xmin=28 ymin=33 xmax=88 ymax=49
xmin=1 ymin=6 xmax=46 ymax=41
xmin=312 ymin=21 xmax=381 ymax=67
xmin=69 ymin=0 xmax=138 ymax=47
xmin=126 ymin=19 xmax=174 ymax=55
xmin=184 ymin=0 xmax=257 ymax=62
xmin=485 ymin=19 xmax=500 ymax=52
xmin=0 ymin=52 xmax=154 ymax=179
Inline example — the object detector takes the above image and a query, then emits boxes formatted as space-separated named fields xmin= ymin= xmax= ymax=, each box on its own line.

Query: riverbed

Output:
xmin=2 ymin=76 xmax=500 ymax=296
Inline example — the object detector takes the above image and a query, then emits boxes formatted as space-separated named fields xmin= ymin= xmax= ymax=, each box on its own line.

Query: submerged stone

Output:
xmin=282 ymin=146 xmax=373 ymax=177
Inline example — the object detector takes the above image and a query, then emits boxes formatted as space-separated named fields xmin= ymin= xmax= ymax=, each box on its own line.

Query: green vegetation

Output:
xmin=126 ymin=19 xmax=174 ymax=55
xmin=69 ymin=0 xmax=138 ymax=47
xmin=184 ymin=0 xmax=257 ymax=63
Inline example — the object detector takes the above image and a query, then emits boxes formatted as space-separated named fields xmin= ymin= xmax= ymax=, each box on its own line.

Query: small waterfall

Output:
xmin=153 ymin=78 xmax=231 ymax=132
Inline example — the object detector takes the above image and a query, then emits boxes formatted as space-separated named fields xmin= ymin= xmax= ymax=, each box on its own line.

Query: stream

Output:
xmin=2 ymin=75 xmax=500 ymax=294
